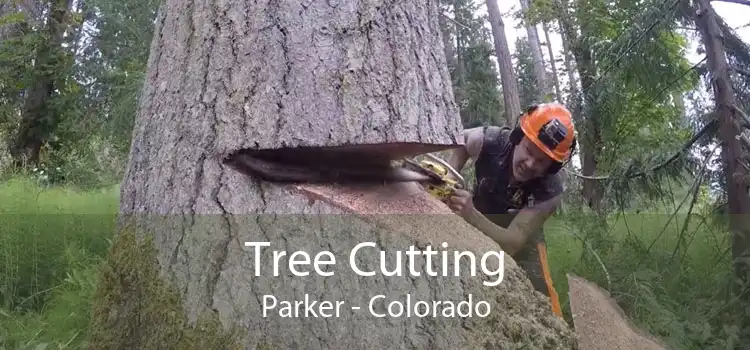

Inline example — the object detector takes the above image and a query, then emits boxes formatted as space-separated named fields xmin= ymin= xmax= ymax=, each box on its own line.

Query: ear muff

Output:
xmin=509 ymin=105 xmax=539 ymax=146
xmin=546 ymin=135 xmax=577 ymax=174
xmin=509 ymin=126 xmax=524 ymax=145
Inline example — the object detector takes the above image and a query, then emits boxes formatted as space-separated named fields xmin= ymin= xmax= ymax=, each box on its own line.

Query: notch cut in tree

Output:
xmin=90 ymin=0 xmax=576 ymax=349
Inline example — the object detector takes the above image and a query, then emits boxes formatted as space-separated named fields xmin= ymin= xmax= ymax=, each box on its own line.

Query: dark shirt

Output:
xmin=470 ymin=126 xmax=563 ymax=295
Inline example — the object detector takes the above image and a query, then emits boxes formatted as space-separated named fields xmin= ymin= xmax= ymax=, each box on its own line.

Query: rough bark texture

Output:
xmin=567 ymin=274 xmax=668 ymax=350
xmin=485 ymin=0 xmax=521 ymax=125
xmin=99 ymin=0 xmax=577 ymax=348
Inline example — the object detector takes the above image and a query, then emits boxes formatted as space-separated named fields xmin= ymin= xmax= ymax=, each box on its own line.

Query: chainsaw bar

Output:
xmin=224 ymin=149 xmax=435 ymax=185
xmin=401 ymin=158 xmax=444 ymax=182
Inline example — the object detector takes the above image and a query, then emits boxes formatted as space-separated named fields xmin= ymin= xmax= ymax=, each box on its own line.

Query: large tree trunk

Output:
xmin=519 ymin=0 xmax=550 ymax=101
xmin=485 ymin=0 xmax=521 ymax=125
xmin=694 ymin=0 xmax=750 ymax=341
xmin=88 ymin=0 xmax=575 ymax=349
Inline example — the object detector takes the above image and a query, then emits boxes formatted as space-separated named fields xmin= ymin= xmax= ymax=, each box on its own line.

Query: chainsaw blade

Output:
xmin=224 ymin=151 xmax=434 ymax=185
xmin=400 ymin=158 xmax=445 ymax=183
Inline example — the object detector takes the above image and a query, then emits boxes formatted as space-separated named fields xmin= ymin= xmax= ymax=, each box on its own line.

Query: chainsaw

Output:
xmin=223 ymin=147 xmax=466 ymax=202
xmin=399 ymin=153 xmax=466 ymax=202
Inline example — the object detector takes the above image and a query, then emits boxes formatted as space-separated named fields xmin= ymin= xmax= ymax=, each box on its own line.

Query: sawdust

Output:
xmin=289 ymin=181 xmax=577 ymax=349
xmin=293 ymin=182 xmax=453 ymax=214
xmin=567 ymin=274 xmax=670 ymax=350
xmin=292 ymin=182 xmax=497 ymax=252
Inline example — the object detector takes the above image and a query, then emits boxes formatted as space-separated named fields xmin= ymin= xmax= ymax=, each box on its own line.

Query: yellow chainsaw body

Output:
xmin=417 ymin=159 xmax=460 ymax=202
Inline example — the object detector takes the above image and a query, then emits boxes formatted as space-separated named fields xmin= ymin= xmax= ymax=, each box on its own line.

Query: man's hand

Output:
xmin=447 ymin=189 xmax=475 ymax=218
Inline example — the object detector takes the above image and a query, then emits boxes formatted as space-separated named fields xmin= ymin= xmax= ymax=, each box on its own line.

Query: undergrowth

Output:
xmin=0 ymin=175 xmax=738 ymax=349
xmin=0 ymin=177 xmax=117 ymax=349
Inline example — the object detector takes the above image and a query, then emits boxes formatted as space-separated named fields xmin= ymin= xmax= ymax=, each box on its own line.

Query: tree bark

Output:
xmin=694 ymin=0 xmax=750 ymax=339
xmin=560 ymin=31 xmax=578 ymax=101
xmin=485 ymin=0 xmax=521 ymax=125
xmin=89 ymin=0 xmax=576 ymax=349
xmin=519 ymin=0 xmax=550 ymax=101
xmin=556 ymin=2 xmax=603 ymax=212
xmin=542 ymin=22 xmax=563 ymax=102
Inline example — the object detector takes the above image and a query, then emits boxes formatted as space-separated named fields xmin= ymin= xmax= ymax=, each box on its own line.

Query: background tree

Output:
xmin=514 ymin=36 xmax=542 ymax=108
xmin=485 ymin=0 xmax=522 ymax=125
xmin=441 ymin=0 xmax=504 ymax=128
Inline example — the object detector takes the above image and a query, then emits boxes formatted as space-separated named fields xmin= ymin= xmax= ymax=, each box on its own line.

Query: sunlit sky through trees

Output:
xmin=474 ymin=1 xmax=750 ymax=171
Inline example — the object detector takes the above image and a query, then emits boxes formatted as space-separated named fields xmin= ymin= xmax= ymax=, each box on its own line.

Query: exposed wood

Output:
xmin=568 ymin=274 xmax=670 ymax=350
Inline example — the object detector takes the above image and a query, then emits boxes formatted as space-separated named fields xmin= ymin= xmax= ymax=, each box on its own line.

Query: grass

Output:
xmin=0 ymin=177 xmax=118 ymax=349
xmin=0 ymin=176 xmax=738 ymax=349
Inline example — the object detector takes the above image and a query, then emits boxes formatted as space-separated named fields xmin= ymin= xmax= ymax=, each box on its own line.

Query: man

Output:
xmin=444 ymin=103 xmax=577 ymax=318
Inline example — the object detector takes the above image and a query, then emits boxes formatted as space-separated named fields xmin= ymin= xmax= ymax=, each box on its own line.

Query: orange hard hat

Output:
xmin=519 ymin=103 xmax=576 ymax=163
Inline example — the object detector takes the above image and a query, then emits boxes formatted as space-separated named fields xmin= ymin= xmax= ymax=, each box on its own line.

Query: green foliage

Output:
xmin=0 ymin=177 xmax=117 ymax=313
xmin=514 ymin=37 xmax=542 ymax=108
xmin=0 ymin=20 xmax=39 ymax=128
xmin=77 ymin=0 xmax=160 ymax=154
xmin=0 ymin=177 xmax=118 ymax=349
xmin=548 ymin=206 xmax=742 ymax=350
xmin=459 ymin=42 xmax=503 ymax=128
xmin=441 ymin=0 xmax=504 ymax=127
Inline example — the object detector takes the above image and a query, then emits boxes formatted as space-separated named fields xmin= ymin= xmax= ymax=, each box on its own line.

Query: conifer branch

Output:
xmin=569 ymin=119 xmax=718 ymax=181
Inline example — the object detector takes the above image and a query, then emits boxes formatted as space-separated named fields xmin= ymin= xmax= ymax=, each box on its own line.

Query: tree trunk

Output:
xmin=519 ymin=0 xmax=549 ymax=101
xmin=558 ymin=19 xmax=578 ymax=103
xmin=88 ymin=1 xmax=575 ymax=349
xmin=438 ymin=4 xmax=456 ymax=72
xmin=485 ymin=0 xmax=521 ymax=125
xmin=556 ymin=2 xmax=602 ymax=212
xmin=542 ymin=22 xmax=562 ymax=102
xmin=10 ymin=0 xmax=71 ymax=167
xmin=453 ymin=0 xmax=466 ymax=108
xmin=694 ymin=0 xmax=750 ymax=340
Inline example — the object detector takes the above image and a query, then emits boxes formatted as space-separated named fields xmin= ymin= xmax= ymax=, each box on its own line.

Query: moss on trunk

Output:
xmin=88 ymin=228 xmax=245 ymax=350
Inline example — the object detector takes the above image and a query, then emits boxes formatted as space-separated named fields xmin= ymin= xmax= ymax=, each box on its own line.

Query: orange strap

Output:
xmin=537 ymin=242 xmax=563 ymax=318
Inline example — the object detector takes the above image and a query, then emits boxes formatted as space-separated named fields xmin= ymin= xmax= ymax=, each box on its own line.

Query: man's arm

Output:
xmin=447 ymin=127 xmax=484 ymax=175
xmin=462 ymin=195 xmax=560 ymax=255
xmin=461 ymin=174 xmax=564 ymax=255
